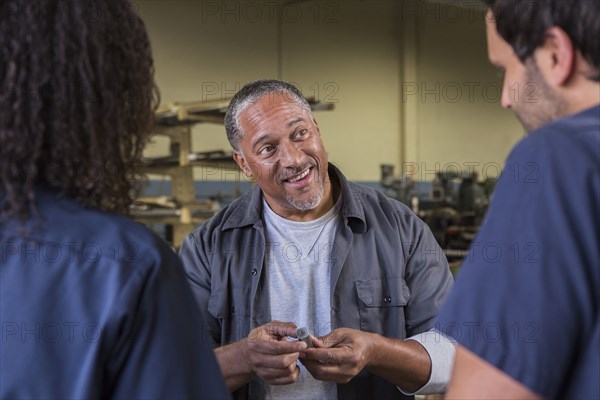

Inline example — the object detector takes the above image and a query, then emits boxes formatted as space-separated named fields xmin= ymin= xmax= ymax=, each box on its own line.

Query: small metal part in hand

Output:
xmin=296 ymin=327 xmax=313 ymax=348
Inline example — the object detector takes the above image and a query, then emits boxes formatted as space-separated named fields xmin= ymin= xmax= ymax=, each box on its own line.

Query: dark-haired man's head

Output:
xmin=483 ymin=0 xmax=600 ymax=131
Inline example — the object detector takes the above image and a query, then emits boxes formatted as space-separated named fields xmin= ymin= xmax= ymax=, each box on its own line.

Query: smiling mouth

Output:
xmin=287 ymin=168 xmax=310 ymax=183
xmin=283 ymin=166 xmax=313 ymax=184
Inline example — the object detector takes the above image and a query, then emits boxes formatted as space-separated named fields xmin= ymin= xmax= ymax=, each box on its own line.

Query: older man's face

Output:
xmin=233 ymin=93 xmax=330 ymax=219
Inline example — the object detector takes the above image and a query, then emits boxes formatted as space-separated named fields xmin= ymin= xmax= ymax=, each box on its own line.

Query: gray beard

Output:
xmin=285 ymin=183 xmax=325 ymax=211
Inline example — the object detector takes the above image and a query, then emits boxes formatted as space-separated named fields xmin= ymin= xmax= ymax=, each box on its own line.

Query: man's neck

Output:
xmin=561 ymin=68 xmax=600 ymax=117
xmin=562 ymin=95 xmax=600 ymax=118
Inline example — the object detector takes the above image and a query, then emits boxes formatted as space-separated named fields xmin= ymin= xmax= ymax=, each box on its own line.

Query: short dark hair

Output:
xmin=0 ymin=0 xmax=159 ymax=223
xmin=224 ymin=80 xmax=312 ymax=151
xmin=483 ymin=0 xmax=600 ymax=81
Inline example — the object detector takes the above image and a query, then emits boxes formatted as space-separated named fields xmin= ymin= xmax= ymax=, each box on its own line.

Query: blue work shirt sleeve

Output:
xmin=109 ymin=247 xmax=229 ymax=399
xmin=437 ymin=125 xmax=600 ymax=398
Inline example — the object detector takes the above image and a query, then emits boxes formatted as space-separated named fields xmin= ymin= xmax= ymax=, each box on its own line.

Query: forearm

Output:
xmin=215 ymin=339 xmax=254 ymax=392
xmin=367 ymin=334 xmax=431 ymax=393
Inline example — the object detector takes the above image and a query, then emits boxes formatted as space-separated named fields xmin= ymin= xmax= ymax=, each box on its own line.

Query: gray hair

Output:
xmin=224 ymin=80 xmax=313 ymax=151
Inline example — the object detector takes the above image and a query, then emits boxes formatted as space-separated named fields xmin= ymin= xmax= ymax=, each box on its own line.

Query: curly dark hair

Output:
xmin=0 ymin=0 xmax=159 ymax=224
xmin=482 ymin=0 xmax=600 ymax=81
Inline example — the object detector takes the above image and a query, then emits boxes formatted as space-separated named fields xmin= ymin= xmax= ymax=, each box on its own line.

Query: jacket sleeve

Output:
xmin=398 ymin=218 xmax=455 ymax=395
xmin=179 ymin=230 xmax=221 ymax=348
xmin=402 ymin=218 xmax=453 ymax=336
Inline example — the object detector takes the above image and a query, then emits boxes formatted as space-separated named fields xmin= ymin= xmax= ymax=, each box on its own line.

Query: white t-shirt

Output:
xmin=263 ymin=197 xmax=342 ymax=400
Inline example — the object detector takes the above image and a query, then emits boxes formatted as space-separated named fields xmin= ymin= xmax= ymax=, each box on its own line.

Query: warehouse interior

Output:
xmin=2 ymin=0 xmax=598 ymax=398
xmin=134 ymin=0 xmax=525 ymax=255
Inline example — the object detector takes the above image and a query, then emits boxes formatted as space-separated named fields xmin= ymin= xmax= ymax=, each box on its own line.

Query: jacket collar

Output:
xmin=221 ymin=163 xmax=367 ymax=233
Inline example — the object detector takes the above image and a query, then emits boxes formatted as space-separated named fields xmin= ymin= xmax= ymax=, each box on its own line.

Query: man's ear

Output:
xmin=538 ymin=26 xmax=575 ymax=86
xmin=233 ymin=151 xmax=252 ymax=178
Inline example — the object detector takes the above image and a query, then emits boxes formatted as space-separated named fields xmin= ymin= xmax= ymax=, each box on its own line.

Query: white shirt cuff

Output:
xmin=398 ymin=330 xmax=456 ymax=395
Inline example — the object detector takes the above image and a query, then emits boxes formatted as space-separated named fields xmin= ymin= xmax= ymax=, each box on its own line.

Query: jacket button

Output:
xmin=251 ymin=268 xmax=258 ymax=276
xmin=384 ymin=296 xmax=392 ymax=304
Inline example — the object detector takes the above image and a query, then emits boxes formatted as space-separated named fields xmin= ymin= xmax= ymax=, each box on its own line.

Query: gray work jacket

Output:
xmin=180 ymin=164 xmax=453 ymax=400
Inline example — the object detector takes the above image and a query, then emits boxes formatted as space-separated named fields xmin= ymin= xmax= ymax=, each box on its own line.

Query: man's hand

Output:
xmin=243 ymin=321 xmax=307 ymax=385
xmin=215 ymin=320 xmax=307 ymax=391
xmin=299 ymin=328 xmax=376 ymax=383
xmin=299 ymin=328 xmax=433 ymax=393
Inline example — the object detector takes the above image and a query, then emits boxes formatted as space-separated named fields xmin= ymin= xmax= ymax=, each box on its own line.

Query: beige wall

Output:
xmin=413 ymin=1 xmax=524 ymax=181
xmin=138 ymin=0 xmax=525 ymax=183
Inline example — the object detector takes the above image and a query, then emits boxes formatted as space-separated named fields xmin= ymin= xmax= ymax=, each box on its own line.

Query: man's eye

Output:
xmin=296 ymin=129 xmax=308 ymax=138
xmin=259 ymin=145 xmax=275 ymax=155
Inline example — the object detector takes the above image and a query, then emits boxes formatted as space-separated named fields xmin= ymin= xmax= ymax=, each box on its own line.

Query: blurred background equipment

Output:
xmin=381 ymin=163 xmax=496 ymax=271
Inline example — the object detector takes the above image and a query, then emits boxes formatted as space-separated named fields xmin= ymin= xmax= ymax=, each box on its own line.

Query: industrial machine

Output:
xmin=381 ymin=164 xmax=496 ymax=266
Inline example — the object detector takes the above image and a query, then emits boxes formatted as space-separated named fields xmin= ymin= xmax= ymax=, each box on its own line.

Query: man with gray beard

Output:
xmin=180 ymin=80 xmax=454 ymax=400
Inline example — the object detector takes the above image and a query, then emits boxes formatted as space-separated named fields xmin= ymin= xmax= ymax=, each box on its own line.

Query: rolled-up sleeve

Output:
xmin=400 ymin=330 xmax=456 ymax=395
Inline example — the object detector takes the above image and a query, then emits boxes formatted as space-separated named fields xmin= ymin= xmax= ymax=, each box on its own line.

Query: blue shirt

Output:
xmin=437 ymin=105 xmax=600 ymax=398
xmin=1 ymin=188 xmax=229 ymax=399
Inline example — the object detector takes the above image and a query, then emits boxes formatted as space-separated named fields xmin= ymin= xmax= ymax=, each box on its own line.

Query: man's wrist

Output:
xmin=214 ymin=339 xmax=257 ymax=391
xmin=240 ymin=338 xmax=255 ymax=377
xmin=365 ymin=332 xmax=386 ymax=369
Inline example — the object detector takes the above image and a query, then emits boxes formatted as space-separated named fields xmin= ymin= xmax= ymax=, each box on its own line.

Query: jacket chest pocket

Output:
xmin=208 ymin=285 xmax=252 ymax=319
xmin=208 ymin=286 xmax=253 ymax=345
xmin=355 ymin=277 xmax=411 ymax=336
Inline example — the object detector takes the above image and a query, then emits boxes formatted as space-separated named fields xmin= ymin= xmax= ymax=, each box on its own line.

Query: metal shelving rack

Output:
xmin=132 ymin=100 xmax=236 ymax=247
